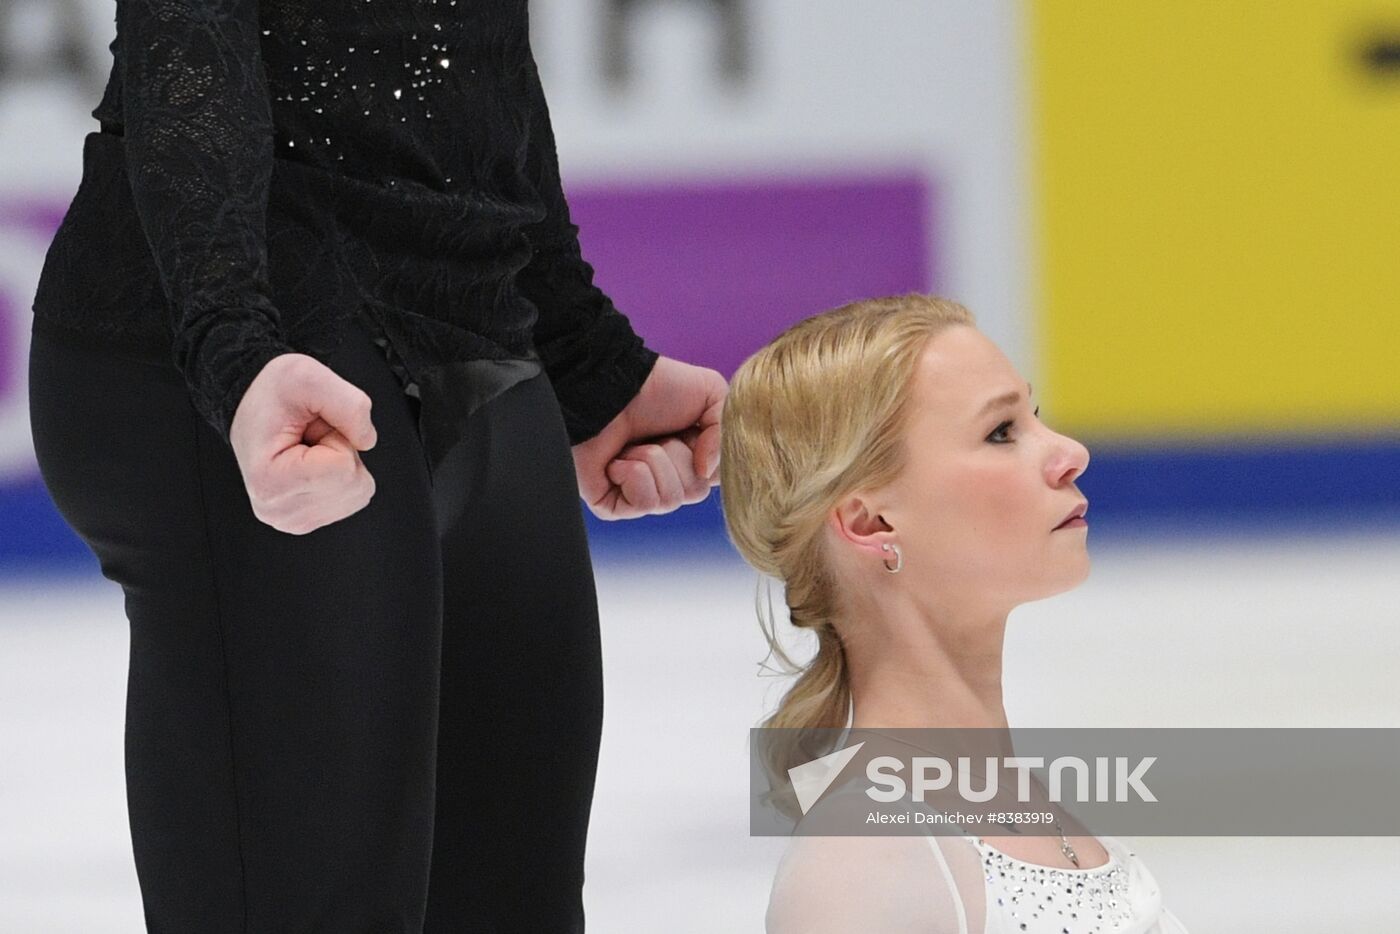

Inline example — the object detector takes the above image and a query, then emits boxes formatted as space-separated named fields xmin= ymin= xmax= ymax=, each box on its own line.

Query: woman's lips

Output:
xmin=1054 ymin=500 xmax=1089 ymax=530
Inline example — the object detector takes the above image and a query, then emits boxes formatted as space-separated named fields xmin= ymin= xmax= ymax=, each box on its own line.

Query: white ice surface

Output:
xmin=3 ymin=531 xmax=1399 ymax=931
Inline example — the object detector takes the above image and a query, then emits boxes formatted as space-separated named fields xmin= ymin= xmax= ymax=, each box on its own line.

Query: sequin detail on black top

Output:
xmin=30 ymin=0 xmax=659 ymax=451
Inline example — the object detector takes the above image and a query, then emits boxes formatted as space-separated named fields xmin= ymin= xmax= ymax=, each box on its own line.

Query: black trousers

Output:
xmin=27 ymin=312 xmax=604 ymax=933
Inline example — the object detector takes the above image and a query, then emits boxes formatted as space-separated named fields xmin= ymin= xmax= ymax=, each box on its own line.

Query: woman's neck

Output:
xmin=842 ymin=599 xmax=1011 ymax=731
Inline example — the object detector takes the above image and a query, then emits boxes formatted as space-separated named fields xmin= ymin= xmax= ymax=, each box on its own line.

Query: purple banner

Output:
xmin=569 ymin=173 xmax=937 ymax=377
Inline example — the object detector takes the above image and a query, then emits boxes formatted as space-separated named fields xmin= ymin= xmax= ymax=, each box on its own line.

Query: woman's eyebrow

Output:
xmin=976 ymin=382 xmax=1033 ymax=419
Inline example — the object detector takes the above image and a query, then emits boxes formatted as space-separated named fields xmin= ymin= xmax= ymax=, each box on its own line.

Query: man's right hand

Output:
xmin=229 ymin=353 xmax=379 ymax=535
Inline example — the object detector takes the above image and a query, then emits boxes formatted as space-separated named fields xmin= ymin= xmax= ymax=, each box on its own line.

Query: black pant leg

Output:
xmin=423 ymin=370 xmax=604 ymax=934
xmin=28 ymin=314 xmax=443 ymax=933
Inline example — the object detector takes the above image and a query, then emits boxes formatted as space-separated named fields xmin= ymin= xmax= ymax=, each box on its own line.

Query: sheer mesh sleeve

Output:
xmin=765 ymin=833 xmax=988 ymax=934
xmin=118 ymin=0 xmax=299 ymax=446
xmin=514 ymin=50 xmax=660 ymax=446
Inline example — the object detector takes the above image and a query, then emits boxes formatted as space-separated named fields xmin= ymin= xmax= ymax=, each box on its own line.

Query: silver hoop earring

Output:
xmin=881 ymin=542 xmax=903 ymax=574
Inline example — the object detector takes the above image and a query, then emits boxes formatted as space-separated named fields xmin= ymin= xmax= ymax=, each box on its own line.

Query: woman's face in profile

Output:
xmin=882 ymin=325 xmax=1092 ymax=608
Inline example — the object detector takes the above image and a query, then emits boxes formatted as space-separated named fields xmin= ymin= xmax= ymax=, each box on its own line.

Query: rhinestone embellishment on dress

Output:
xmin=978 ymin=843 xmax=1133 ymax=933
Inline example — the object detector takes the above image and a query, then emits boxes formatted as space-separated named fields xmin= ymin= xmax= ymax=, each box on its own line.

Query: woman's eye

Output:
xmin=988 ymin=406 xmax=1040 ymax=443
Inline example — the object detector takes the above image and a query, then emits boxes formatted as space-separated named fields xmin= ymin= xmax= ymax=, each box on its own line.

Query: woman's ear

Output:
xmin=830 ymin=494 xmax=895 ymax=553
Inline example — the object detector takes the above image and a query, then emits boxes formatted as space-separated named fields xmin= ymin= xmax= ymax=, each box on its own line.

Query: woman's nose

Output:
xmin=1049 ymin=432 xmax=1090 ymax=484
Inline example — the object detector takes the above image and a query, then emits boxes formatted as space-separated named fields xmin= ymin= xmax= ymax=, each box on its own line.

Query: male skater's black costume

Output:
xmin=28 ymin=1 xmax=655 ymax=930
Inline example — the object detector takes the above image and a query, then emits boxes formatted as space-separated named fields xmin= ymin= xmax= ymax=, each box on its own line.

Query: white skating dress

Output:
xmin=766 ymin=789 xmax=1189 ymax=934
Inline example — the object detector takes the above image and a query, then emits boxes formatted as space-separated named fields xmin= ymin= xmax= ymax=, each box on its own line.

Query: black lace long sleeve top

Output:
xmin=30 ymin=0 xmax=659 ymax=469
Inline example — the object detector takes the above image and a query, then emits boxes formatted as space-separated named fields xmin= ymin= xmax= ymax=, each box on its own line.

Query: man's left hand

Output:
xmin=572 ymin=356 xmax=728 ymax=520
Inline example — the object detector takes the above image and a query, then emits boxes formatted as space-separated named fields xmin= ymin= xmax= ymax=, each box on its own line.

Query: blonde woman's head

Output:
xmin=719 ymin=294 xmax=1090 ymax=803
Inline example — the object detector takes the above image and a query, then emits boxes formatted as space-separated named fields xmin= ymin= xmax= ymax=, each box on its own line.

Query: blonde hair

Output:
xmin=718 ymin=293 xmax=976 ymax=816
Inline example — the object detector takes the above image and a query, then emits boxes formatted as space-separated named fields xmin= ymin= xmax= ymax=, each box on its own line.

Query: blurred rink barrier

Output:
xmin=2 ymin=0 xmax=1398 ymax=572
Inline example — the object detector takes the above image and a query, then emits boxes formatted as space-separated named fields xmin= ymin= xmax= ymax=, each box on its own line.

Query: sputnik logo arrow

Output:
xmin=787 ymin=742 xmax=865 ymax=815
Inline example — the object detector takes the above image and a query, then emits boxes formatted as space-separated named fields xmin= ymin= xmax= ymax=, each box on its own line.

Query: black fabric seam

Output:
xmin=190 ymin=411 xmax=252 ymax=933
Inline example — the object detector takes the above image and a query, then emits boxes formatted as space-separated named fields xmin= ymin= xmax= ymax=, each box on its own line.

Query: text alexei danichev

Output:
xmin=865 ymin=811 xmax=1056 ymax=825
